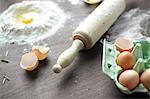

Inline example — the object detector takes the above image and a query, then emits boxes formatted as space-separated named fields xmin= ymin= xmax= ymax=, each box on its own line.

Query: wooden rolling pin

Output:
xmin=52 ymin=0 xmax=126 ymax=73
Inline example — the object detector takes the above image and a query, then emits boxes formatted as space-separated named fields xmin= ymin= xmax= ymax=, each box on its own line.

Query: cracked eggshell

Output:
xmin=115 ymin=37 xmax=134 ymax=52
xmin=20 ymin=52 xmax=39 ymax=71
xmin=32 ymin=46 xmax=50 ymax=60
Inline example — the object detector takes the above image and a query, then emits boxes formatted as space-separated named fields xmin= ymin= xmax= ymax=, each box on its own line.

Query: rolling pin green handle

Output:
xmin=52 ymin=39 xmax=84 ymax=73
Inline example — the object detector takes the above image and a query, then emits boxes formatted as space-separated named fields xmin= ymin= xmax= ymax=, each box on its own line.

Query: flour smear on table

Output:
xmin=108 ymin=8 xmax=150 ymax=41
xmin=68 ymin=0 xmax=83 ymax=5
xmin=58 ymin=0 xmax=83 ymax=5
xmin=0 ymin=1 xmax=69 ymax=44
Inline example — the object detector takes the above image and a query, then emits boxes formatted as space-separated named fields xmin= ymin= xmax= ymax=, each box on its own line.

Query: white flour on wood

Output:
xmin=107 ymin=8 xmax=150 ymax=41
xmin=0 ymin=1 xmax=69 ymax=44
xmin=68 ymin=0 xmax=83 ymax=5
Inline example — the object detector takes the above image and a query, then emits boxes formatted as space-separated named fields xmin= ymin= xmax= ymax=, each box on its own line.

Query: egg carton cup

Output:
xmin=102 ymin=39 xmax=150 ymax=94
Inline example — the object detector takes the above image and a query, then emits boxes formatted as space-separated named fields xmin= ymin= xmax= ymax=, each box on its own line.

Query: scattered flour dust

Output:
xmin=0 ymin=1 xmax=69 ymax=44
xmin=108 ymin=8 xmax=150 ymax=41
xmin=68 ymin=0 xmax=83 ymax=5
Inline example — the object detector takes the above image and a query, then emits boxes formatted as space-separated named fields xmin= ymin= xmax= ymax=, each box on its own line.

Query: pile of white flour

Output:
xmin=108 ymin=8 xmax=150 ymax=41
xmin=0 ymin=1 xmax=69 ymax=44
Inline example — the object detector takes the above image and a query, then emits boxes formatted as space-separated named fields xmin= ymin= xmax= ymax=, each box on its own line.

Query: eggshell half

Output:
xmin=32 ymin=46 xmax=50 ymax=60
xmin=115 ymin=37 xmax=134 ymax=52
xmin=20 ymin=52 xmax=39 ymax=71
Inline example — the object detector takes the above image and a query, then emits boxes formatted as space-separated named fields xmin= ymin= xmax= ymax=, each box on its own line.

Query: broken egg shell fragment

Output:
xmin=20 ymin=52 xmax=39 ymax=71
xmin=115 ymin=37 xmax=134 ymax=52
xmin=32 ymin=46 xmax=50 ymax=60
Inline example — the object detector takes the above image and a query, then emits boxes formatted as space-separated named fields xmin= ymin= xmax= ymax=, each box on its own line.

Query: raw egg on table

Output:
xmin=116 ymin=51 xmax=136 ymax=70
xmin=140 ymin=69 xmax=150 ymax=90
xmin=115 ymin=37 xmax=134 ymax=52
xmin=20 ymin=52 xmax=39 ymax=71
xmin=32 ymin=46 xmax=50 ymax=60
xmin=118 ymin=70 xmax=140 ymax=90
xmin=20 ymin=13 xmax=33 ymax=25
xmin=18 ymin=12 xmax=43 ymax=25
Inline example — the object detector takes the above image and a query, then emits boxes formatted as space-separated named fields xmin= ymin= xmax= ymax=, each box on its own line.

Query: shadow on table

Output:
xmin=24 ymin=58 xmax=50 ymax=81
xmin=58 ymin=41 xmax=102 ymax=89
xmin=123 ymin=93 xmax=150 ymax=99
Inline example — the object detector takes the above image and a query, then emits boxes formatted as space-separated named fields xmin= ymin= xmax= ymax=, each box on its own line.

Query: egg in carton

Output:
xmin=102 ymin=39 xmax=150 ymax=94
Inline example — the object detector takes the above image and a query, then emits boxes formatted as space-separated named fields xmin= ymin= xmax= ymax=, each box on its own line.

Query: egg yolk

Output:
xmin=20 ymin=13 xmax=33 ymax=24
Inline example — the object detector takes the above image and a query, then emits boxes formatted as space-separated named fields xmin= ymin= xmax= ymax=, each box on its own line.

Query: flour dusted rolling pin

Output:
xmin=52 ymin=0 xmax=126 ymax=73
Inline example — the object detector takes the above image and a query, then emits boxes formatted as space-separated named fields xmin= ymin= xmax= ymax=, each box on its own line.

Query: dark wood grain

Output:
xmin=0 ymin=0 xmax=150 ymax=99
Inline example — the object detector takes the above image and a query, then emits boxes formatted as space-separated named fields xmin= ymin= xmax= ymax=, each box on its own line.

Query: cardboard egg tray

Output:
xmin=102 ymin=39 xmax=150 ymax=94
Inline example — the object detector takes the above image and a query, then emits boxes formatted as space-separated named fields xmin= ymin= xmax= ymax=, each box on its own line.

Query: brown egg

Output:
xmin=20 ymin=52 xmax=39 ymax=71
xmin=115 ymin=37 xmax=134 ymax=52
xmin=32 ymin=46 xmax=50 ymax=60
xmin=140 ymin=69 xmax=150 ymax=90
xmin=118 ymin=70 xmax=139 ymax=90
xmin=116 ymin=51 xmax=136 ymax=70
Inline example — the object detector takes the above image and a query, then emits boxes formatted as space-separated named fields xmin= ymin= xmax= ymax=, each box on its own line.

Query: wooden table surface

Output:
xmin=0 ymin=0 xmax=150 ymax=99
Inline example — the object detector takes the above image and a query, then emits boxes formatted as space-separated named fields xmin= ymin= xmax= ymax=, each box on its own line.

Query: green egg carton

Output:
xmin=102 ymin=39 xmax=150 ymax=94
